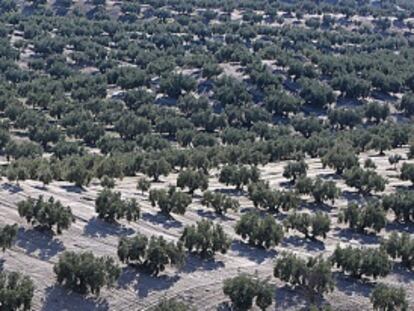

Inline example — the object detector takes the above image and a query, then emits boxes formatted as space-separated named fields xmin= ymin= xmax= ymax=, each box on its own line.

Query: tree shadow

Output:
xmin=385 ymin=221 xmax=414 ymax=234
xmin=336 ymin=97 xmax=362 ymax=108
xmin=318 ymin=172 xmax=342 ymax=181
xmin=198 ymin=80 xmax=214 ymax=93
xmin=371 ymin=91 xmax=398 ymax=103
xmin=1 ymin=183 xmax=22 ymax=193
xmin=394 ymin=184 xmax=413 ymax=191
xmin=141 ymin=212 xmax=182 ymax=229
xmin=16 ymin=228 xmax=65 ymax=260
xmin=41 ymin=285 xmax=109 ymax=311
xmin=392 ymin=263 xmax=414 ymax=283
xmin=195 ymin=209 xmax=234 ymax=221
xmin=231 ymin=240 xmax=277 ymax=264
xmin=52 ymin=0 xmax=71 ymax=16
xmin=117 ymin=267 xmax=179 ymax=298
xmin=155 ymin=96 xmax=178 ymax=107
xmin=61 ymin=185 xmax=85 ymax=194
xmin=216 ymin=302 xmax=231 ymax=311
xmin=182 ymin=254 xmax=225 ymax=273
xmin=0 ymin=258 xmax=4 ymax=271
xmin=386 ymin=172 xmax=401 ymax=178
xmin=33 ymin=184 xmax=48 ymax=191
xmin=341 ymin=190 xmax=365 ymax=203
xmin=83 ymin=217 xmax=134 ymax=238
xmin=332 ymin=228 xmax=380 ymax=245
xmin=239 ymin=207 xmax=257 ymax=214
xmin=214 ymin=188 xmax=247 ymax=197
xmin=302 ymin=201 xmax=332 ymax=213
xmin=275 ymin=284 xmax=308 ymax=310
xmin=333 ymin=272 xmax=372 ymax=298
xmin=279 ymin=181 xmax=295 ymax=189
xmin=281 ymin=235 xmax=326 ymax=252
xmin=21 ymin=4 xmax=37 ymax=17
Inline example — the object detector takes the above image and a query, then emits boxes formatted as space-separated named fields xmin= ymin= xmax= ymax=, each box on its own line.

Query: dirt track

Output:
xmin=1 ymin=148 xmax=413 ymax=310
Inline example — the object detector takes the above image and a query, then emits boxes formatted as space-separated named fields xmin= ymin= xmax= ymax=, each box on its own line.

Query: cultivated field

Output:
xmin=1 ymin=0 xmax=414 ymax=310
xmin=2 ymin=147 xmax=413 ymax=310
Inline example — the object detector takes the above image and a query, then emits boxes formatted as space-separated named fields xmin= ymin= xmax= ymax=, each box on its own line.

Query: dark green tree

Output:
xmin=177 ymin=170 xmax=209 ymax=195
xmin=331 ymin=245 xmax=391 ymax=279
xmin=54 ymin=251 xmax=120 ymax=295
xmin=284 ymin=212 xmax=330 ymax=240
xmin=219 ymin=165 xmax=260 ymax=190
xmin=150 ymin=298 xmax=192 ymax=311
xmin=17 ymin=196 xmax=75 ymax=234
xmin=381 ymin=232 xmax=414 ymax=269
xmin=344 ymin=167 xmax=387 ymax=194
xmin=322 ymin=144 xmax=359 ymax=174
xmin=118 ymin=233 xmax=185 ymax=276
xmin=143 ymin=158 xmax=172 ymax=182
xmin=149 ymin=187 xmax=191 ymax=216
xmin=180 ymin=219 xmax=231 ymax=258
xmin=0 ymin=223 xmax=18 ymax=252
xmin=370 ymin=284 xmax=407 ymax=311
xmin=95 ymin=189 xmax=140 ymax=222
xmin=223 ymin=274 xmax=274 ymax=311
xmin=235 ymin=212 xmax=284 ymax=248
xmin=201 ymin=191 xmax=239 ymax=215
xmin=137 ymin=177 xmax=151 ymax=194
xmin=274 ymin=252 xmax=334 ymax=302
xmin=0 ymin=271 xmax=34 ymax=311
xmin=283 ymin=160 xmax=308 ymax=183
xmin=338 ymin=202 xmax=387 ymax=233
xmin=400 ymin=162 xmax=414 ymax=185
xmin=382 ymin=190 xmax=414 ymax=223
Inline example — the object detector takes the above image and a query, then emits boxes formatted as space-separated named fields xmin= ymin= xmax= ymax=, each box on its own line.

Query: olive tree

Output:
xmin=283 ymin=160 xmax=308 ymax=183
xmin=180 ymin=219 xmax=231 ymax=258
xmin=223 ymin=274 xmax=274 ymax=311
xmin=388 ymin=154 xmax=402 ymax=170
xmin=95 ymin=189 xmax=140 ymax=222
xmin=137 ymin=177 xmax=151 ymax=194
xmin=370 ymin=284 xmax=407 ymax=311
xmin=382 ymin=190 xmax=414 ymax=223
xmin=143 ymin=158 xmax=172 ymax=182
xmin=296 ymin=177 xmax=340 ymax=204
xmin=322 ymin=144 xmax=359 ymax=174
xmin=0 ymin=223 xmax=18 ymax=252
xmin=248 ymin=182 xmax=299 ymax=213
xmin=344 ymin=167 xmax=387 ymax=194
xmin=149 ymin=186 xmax=192 ymax=216
xmin=0 ymin=271 xmax=34 ymax=311
xmin=235 ymin=212 xmax=284 ymax=248
xmin=118 ymin=233 xmax=185 ymax=276
xmin=338 ymin=202 xmax=387 ymax=233
xmin=399 ymin=93 xmax=414 ymax=116
xmin=331 ymin=245 xmax=391 ymax=279
xmin=201 ymin=191 xmax=239 ymax=215
xmin=101 ymin=175 xmax=115 ymax=189
xmin=219 ymin=165 xmax=260 ymax=190
xmin=381 ymin=232 xmax=414 ymax=269
xmin=177 ymin=169 xmax=209 ymax=195
xmin=17 ymin=196 xmax=75 ymax=234
xmin=54 ymin=251 xmax=120 ymax=295
xmin=150 ymin=298 xmax=192 ymax=311
xmin=284 ymin=212 xmax=331 ymax=240
xmin=274 ymin=252 xmax=334 ymax=302
xmin=400 ymin=162 xmax=414 ymax=185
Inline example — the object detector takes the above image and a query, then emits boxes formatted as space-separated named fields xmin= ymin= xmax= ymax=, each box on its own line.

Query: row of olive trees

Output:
xmin=223 ymin=247 xmax=408 ymax=311
xmin=2 ymin=125 xmax=411 ymax=192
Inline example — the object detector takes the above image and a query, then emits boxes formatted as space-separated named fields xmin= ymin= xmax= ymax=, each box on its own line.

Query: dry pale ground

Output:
xmin=1 ymin=147 xmax=413 ymax=311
